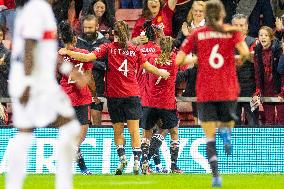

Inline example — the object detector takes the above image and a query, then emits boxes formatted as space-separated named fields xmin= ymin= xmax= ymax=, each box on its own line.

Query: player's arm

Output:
xmin=235 ymin=41 xmax=250 ymax=65
xmin=85 ymin=70 xmax=100 ymax=104
xmin=19 ymin=39 xmax=37 ymax=105
xmin=176 ymin=51 xmax=198 ymax=66
xmin=58 ymin=48 xmax=97 ymax=62
xmin=168 ymin=0 xmax=178 ymax=11
xmin=142 ymin=61 xmax=170 ymax=79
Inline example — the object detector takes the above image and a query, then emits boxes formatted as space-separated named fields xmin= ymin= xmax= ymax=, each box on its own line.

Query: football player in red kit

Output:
xmin=176 ymin=0 xmax=249 ymax=187
xmin=140 ymin=36 xmax=183 ymax=174
xmin=58 ymin=22 xmax=99 ymax=175
xmin=59 ymin=20 xmax=170 ymax=175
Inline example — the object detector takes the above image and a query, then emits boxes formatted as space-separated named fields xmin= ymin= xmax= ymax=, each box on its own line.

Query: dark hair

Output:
xmin=156 ymin=36 xmax=173 ymax=65
xmin=205 ymin=0 xmax=228 ymax=33
xmin=15 ymin=0 xmax=30 ymax=7
xmin=0 ymin=25 xmax=6 ymax=34
xmin=141 ymin=0 xmax=164 ymax=19
xmin=88 ymin=0 xmax=115 ymax=28
xmin=142 ymin=20 xmax=157 ymax=41
xmin=58 ymin=21 xmax=75 ymax=44
xmin=113 ymin=21 xmax=129 ymax=50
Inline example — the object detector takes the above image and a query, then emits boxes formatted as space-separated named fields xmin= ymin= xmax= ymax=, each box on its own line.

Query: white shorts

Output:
xmin=12 ymin=87 xmax=75 ymax=129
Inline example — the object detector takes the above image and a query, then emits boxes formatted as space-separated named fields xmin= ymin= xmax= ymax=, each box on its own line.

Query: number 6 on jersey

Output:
xmin=209 ymin=44 xmax=224 ymax=69
xmin=118 ymin=59 xmax=129 ymax=77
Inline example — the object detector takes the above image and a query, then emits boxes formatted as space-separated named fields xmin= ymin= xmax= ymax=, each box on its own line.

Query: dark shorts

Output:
xmin=107 ymin=96 xmax=142 ymax=124
xmin=140 ymin=107 xmax=179 ymax=130
xmin=74 ymin=104 xmax=90 ymax=125
xmin=197 ymin=101 xmax=238 ymax=122
xmin=91 ymin=101 xmax=104 ymax=111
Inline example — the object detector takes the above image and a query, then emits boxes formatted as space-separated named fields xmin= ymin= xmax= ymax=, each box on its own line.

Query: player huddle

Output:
xmin=6 ymin=0 xmax=252 ymax=189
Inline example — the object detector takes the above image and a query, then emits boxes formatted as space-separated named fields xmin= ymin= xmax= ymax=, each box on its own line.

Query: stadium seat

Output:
xmin=115 ymin=9 xmax=142 ymax=32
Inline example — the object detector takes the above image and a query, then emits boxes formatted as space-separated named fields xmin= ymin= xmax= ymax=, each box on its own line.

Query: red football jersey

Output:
xmin=93 ymin=42 xmax=147 ymax=98
xmin=180 ymin=26 xmax=243 ymax=102
xmin=60 ymin=48 xmax=93 ymax=106
xmin=137 ymin=41 xmax=161 ymax=106
xmin=132 ymin=2 xmax=174 ymax=38
xmin=145 ymin=53 xmax=178 ymax=109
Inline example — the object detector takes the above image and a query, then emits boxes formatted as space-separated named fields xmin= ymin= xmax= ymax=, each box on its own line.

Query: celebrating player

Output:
xmin=176 ymin=0 xmax=249 ymax=187
xmin=58 ymin=21 xmax=100 ymax=175
xmin=59 ymin=20 xmax=170 ymax=175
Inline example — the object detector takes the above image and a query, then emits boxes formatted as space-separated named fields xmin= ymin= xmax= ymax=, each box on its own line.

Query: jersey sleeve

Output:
xmin=93 ymin=43 xmax=108 ymax=59
xmin=136 ymin=48 xmax=147 ymax=66
xmin=21 ymin=7 xmax=45 ymax=40
xmin=180 ymin=32 xmax=196 ymax=54
xmin=232 ymin=31 xmax=244 ymax=46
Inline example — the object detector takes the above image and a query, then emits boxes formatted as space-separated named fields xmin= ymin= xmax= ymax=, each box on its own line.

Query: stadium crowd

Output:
xmin=2 ymin=0 xmax=284 ymax=188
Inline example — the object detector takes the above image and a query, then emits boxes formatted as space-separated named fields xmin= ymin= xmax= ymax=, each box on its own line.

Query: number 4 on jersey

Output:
xmin=118 ymin=59 xmax=129 ymax=77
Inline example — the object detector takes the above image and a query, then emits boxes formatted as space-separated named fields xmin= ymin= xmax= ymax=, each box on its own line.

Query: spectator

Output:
xmin=174 ymin=1 xmax=206 ymax=125
xmin=232 ymin=14 xmax=259 ymax=126
xmin=53 ymin=0 xmax=71 ymax=24
xmin=76 ymin=15 xmax=110 ymax=125
xmin=0 ymin=0 xmax=16 ymax=39
xmin=253 ymin=26 xmax=284 ymax=125
xmin=236 ymin=0 xmax=275 ymax=38
xmin=0 ymin=26 xmax=10 ymax=98
xmin=173 ymin=0 xmax=206 ymax=49
xmin=88 ymin=0 xmax=116 ymax=41
xmin=278 ymin=41 xmax=284 ymax=74
xmin=172 ymin=0 xmax=194 ymax=37
xmin=120 ymin=0 xmax=143 ymax=8
xmin=132 ymin=0 xmax=177 ymax=44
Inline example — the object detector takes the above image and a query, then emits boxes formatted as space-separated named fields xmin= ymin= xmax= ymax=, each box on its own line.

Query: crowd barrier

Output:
xmin=0 ymin=126 xmax=283 ymax=174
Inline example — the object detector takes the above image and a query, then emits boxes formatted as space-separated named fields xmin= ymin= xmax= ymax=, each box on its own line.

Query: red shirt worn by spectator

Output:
xmin=145 ymin=52 xmax=178 ymax=110
xmin=180 ymin=26 xmax=243 ymax=102
xmin=132 ymin=2 xmax=174 ymax=38
xmin=60 ymin=48 xmax=93 ymax=106
xmin=93 ymin=42 xmax=147 ymax=98
xmin=137 ymin=41 xmax=161 ymax=106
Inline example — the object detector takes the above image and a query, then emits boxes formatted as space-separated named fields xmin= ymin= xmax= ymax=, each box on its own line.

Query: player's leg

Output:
xmin=6 ymin=129 xmax=33 ymax=189
xmin=125 ymin=97 xmax=143 ymax=175
xmin=6 ymin=100 xmax=33 ymax=189
xmin=218 ymin=101 xmax=238 ymax=155
xmin=74 ymin=105 xmax=91 ymax=174
xmin=53 ymin=115 xmax=81 ymax=189
xmin=198 ymin=102 xmax=221 ymax=187
xmin=90 ymin=101 xmax=103 ymax=125
xmin=107 ymin=97 xmax=128 ymax=175
xmin=113 ymin=122 xmax=128 ymax=175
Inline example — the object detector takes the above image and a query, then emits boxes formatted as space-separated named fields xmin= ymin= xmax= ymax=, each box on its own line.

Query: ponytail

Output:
xmin=156 ymin=36 xmax=174 ymax=65
xmin=114 ymin=20 xmax=129 ymax=50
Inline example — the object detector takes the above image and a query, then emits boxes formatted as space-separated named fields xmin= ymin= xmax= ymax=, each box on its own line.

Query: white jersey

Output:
xmin=9 ymin=0 xmax=75 ymax=128
xmin=9 ymin=0 xmax=58 ymax=98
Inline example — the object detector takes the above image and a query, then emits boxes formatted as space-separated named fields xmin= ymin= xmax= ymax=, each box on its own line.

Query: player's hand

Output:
xmin=278 ymin=96 xmax=284 ymax=102
xmin=275 ymin=17 xmax=283 ymax=31
xmin=92 ymin=96 xmax=101 ymax=104
xmin=58 ymin=48 xmax=68 ymax=56
xmin=0 ymin=54 xmax=5 ymax=65
xmin=70 ymin=71 xmax=89 ymax=89
xmin=158 ymin=68 xmax=170 ymax=79
xmin=137 ymin=35 xmax=148 ymax=44
xmin=19 ymin=86 xmax=30 ymax=106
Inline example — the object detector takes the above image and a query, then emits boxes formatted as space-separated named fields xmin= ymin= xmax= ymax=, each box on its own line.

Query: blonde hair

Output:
xmin=187 ymin=1 xmax=206 ymax=23
xmin=156 ymin=36 xmax=174 ymax=65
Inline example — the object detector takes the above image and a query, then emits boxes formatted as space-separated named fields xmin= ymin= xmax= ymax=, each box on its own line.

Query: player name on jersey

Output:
xmin=197 ymin=31 xmax=233 ymax=40
xmin=109 ymin=48 xmax=136 ymax=57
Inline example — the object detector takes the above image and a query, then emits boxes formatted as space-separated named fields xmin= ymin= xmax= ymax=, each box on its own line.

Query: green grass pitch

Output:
xmin=0 ymin=174 xmax=284 ymax=189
